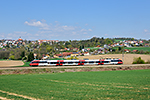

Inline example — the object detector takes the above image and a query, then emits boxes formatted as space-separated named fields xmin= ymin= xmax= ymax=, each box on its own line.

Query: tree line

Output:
xmin=0 ymin=37 xmax=150 ymax=61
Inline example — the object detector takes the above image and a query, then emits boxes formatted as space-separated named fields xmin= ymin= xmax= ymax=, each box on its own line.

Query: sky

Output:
xmin=0 ymin=0 xmax=150 ymax=41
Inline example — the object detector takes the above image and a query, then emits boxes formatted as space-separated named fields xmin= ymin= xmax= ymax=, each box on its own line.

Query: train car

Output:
xmin=110 ymin=59 xmax=123 ymax=65
xmin=29 ymin=58 xmax=123 ymax=67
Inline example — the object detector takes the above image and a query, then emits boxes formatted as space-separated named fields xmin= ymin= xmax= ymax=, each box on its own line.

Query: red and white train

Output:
xmin=29 ymin=58 xmax=123 ymax=66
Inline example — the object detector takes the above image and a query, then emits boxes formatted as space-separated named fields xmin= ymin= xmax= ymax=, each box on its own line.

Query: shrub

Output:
xmin=9 ymin=55 xmax=15 ymax=60
xmin=67 ymin=56 xmax=78 ymax=60
xmin=132 ymin=57 xmax=145 ymax=64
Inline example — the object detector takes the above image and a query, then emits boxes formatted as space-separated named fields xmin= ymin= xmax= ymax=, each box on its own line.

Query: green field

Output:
xmin=0 ymin=70 xmax=150 ymax=100
xmin=113 ymin=47 xmax=150 ymax=52
xmin=86 ymin=47 xmax=150 ymax=52
xmin=85 ymin=47 xmax=101 ymax=50
xmin=125 ymin=47 xmax=150 ymax=52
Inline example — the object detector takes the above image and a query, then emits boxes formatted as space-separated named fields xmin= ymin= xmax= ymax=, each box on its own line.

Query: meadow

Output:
xmin=0 ymin=70 xmax=150 ymax=100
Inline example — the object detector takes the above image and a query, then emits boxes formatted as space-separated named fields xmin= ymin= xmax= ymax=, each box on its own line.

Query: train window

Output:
xmin=114 ymin=60 xmax=117 ymax=62
xmin=40 ymin=61 xmax=47 ymax=63
xmin=89 ymin=61 xmax=94 ymax=63
xmin=96 ymin=61 xmax=100 ymax=63
xmin=103 ymin=61 xmax=109 ymax=63
xmin=68 ymin=62 xmax=73 ymax=64
xmin=112 ymin=60 xmax=121 ymax=62
xmin=32 ymin=62 xmax=39 ymax=63
xmin=50 ymin=62 xmax=57 ymax=64
xmin=84 ymin=61 xmax=88 ymax=63
xmin=118 ymin=60 xmax=122 ymax=62
xmin=111 ymin=60 xmax=115 ymax=62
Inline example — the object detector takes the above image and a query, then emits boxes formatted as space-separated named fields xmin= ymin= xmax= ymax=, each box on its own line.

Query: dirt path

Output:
xmin=0 ymin=90 xmax=40 ymax=100
xmin=78 ymin=54 xmax=150 ymax=64
xmin=0 ymin=60 xmax=24 ymax=67
xmin=0 ymin=96 xmax=12 ymax=100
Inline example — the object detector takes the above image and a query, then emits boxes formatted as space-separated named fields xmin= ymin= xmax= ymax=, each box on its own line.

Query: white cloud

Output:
xmin=72 ymin=32 xmax=77 ymax=35
xmin=83 ymin=32 xmax=88 ymax=34
xmin=38 ymin=31 xmax=52 ymax=34
xmin=0 ymin=33 xmax=5 ymax=38
xmin=14 ymin=31 xmax=27 ymax=34
xmin=23 ymin=20 xmax=93 ymax=40
xmin=25 ymin=21 xmax=49 ymax=30
xmin=144 ymin=29 xmax=148 ymax=32
xmin=81 ymin=29 xmax=92 ymax=32
xmin=85 ymin=24 xmax=88 ymax=26
xmin=88 ymin=29 xmax=92 ymax=31
xmin=81 ymin=29 xmax=87 ymax=32
xmin=25 ymin=21 xmax=41 ymax=26
xmin=105 ymin=34 xmax=108 ymax=36
xmin=62 ymin=25 xmax=75 ymax=31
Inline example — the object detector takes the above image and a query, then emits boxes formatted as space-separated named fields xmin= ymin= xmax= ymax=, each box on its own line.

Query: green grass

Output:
xmin=0 ymin=59 xmax=8 ymax=61
xmin=0 ymin=70 xmax=150 ymax=100
xmin=22 ymin=61 xmax=30 ymax=67
xmin=50 ymin=58 xmax=66 ymax=60
xmin=114 ymin=39 xmax=124 ymax=42
xmin=113 ymin=47 xmax=150 ymax=52
xmin=85 ymin=47 xmax=101 ymax=50
xmin=0 ymin=92 xmax=29 ymax=100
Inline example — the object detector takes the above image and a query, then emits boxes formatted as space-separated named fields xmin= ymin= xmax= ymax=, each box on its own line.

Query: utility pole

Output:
xmin=122 ymin=44 xmax=124 ymax=63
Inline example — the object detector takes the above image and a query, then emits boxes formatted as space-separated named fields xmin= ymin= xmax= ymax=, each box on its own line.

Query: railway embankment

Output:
xmin=0 ymin=64 xmax=150 ymax=75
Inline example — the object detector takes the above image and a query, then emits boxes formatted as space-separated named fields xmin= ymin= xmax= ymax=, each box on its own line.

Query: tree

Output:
xmin=21 ymin=51 xmax=25 ymax=58
xmin=118 ymin=47 xmax=122 ymax=51
xmin=27 ymin=52 xmax=34 ymax=61
xmin=0 ymin=51 xmax=10 ymax=59
xmin=104 ymin=38 xmax=113 ymax=45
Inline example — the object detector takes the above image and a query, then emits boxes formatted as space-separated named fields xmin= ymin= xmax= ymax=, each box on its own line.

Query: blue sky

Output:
xmin=0 ymin=0 xmax=150 ymax=40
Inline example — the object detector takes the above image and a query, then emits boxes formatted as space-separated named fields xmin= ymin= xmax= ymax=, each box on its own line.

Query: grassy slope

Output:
xmin=0 ymin=70 xmax=150 ymax=100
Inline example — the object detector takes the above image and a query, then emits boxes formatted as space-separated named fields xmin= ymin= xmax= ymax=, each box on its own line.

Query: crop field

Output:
xmin=0 ymin=70 xmax=150 ymax=100
xmin=125 ymin=47 xmax=150 ymax=52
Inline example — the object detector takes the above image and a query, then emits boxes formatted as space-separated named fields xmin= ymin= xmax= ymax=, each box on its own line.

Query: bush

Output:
xmin=67 ymin=56 xmax=78 ymax=60
xmin=132 ymin=57 xmax=145 ymax=64
xmin=9 ymin=55 xmax=15 ymax=60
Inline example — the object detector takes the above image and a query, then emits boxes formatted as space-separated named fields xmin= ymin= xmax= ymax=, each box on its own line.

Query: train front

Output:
xmin=29 ymin=60 xmax=40 ymax=66
xmin=118 ymin=59 xmax=123 ymax=64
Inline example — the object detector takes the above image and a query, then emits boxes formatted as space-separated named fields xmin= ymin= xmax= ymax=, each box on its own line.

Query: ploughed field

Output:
xmin=0 ymin=69 xmax=149 ymax=100
xmin=78 ymin=54 xmax=150 ymax=65
xmin=0 ymin=60 xmax=24 ymax=67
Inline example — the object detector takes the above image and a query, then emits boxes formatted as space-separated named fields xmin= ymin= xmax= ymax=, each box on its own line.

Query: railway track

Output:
xmin=0 ymin=64 xmax=150 ymax=70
